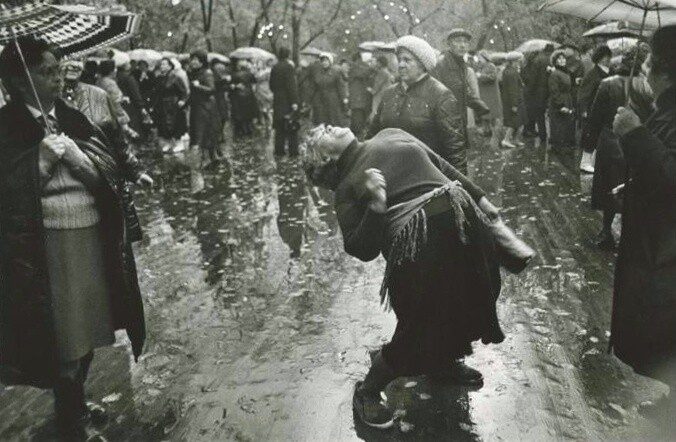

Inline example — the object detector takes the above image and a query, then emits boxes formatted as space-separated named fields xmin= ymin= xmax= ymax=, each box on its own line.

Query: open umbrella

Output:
xmin=128 ymin=48 xmax=162 ymax=65
xmin=583 ymin=21 xmax=643 ymax=38
xmin=606 ymin=37 xmax=640 ymax=54
xmin=0 ymin=1 xmax=141 ymax=130
xmin=514 ymin=39 xmax=561 ymax=53
xmin=208 ymin=52 xmax=229 ymax=64
xmin=229 ymin=46 xmax=275 ymax=61
xmin=300 ymin=47 xmax=323 ymax=57
xmin=540 ymin=0 xmax=676 ymax=101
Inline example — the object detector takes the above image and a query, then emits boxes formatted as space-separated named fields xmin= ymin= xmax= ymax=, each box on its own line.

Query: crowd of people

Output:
xmin=0 ymin=17 xmax=675 ymax=440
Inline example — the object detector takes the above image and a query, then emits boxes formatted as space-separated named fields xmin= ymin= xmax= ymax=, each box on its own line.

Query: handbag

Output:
xmin=490 ymin=217 xmax=536 ymax=274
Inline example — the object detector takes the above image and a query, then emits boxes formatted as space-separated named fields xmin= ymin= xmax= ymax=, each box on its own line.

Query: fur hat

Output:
xmin=395 ymin=35 xmax=438 ymax=72
xmin=550 ymin=49 xmax=567 ymax=65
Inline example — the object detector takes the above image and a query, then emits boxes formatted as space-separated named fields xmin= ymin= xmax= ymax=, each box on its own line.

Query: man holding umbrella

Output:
xmin=0 ymin=36 xmax=146 ymax=440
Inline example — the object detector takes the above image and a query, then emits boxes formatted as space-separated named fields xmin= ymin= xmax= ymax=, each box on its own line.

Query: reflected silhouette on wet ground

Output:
xmin=0 ymin=132 xmax=672 ymax=441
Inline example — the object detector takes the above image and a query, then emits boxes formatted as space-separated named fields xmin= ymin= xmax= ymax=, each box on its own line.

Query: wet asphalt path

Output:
xmin=0 ymin=131 xmax=671 ymax=441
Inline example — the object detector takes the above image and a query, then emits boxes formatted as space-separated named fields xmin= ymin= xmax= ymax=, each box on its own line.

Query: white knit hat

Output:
xmin=395 ymin=35 xmax=437 ymax=72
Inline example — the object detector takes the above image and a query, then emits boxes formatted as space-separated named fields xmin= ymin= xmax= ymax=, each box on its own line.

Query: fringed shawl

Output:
xmin=379 ymin=181 xmax=489 ymax=306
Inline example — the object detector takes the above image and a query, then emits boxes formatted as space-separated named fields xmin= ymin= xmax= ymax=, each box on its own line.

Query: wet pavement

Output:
xmin=0 ymin=131 xmax=672 ymax=441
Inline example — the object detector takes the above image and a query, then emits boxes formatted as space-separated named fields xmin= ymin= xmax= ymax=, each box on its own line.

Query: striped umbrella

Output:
xmin=0 ymin=1 xmax=141 ymax=58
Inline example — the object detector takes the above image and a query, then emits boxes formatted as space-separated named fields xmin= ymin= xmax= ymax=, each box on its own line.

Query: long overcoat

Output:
xmin=311 ymin=65 xmax=348 ymax=126
xmin=269 ymin=59 xmax=299 ymax=123
xmin=611 ymin=86 xmax=676 ymax=380
xmin=500 ymin=64 xmax=524 ymax=129
xmin=188 ymin=67 xmax=219 ymax=149
xmin=0 ymin=99 xmax=146 ymax=388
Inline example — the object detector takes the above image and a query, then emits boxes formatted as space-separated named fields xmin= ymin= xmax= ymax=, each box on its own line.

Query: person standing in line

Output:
xmin=153 ymin=57 xmax=189 ymax=153
xmin=371 ymin=36 xmax=468 ymax=173
xmin=500 ymin=52 xmax=525 ymax=148
xmin=369 ymin=55 xmax=394 ymax=123
xmin=96 ymin=59 xmax=136 ymax=140
xmin=347 ymin=52 xmax=374 ymax=138
xmin=522 ymin=44 xmax=554 ymax=145
xmin=270 ymin=47 xmax=300 ymax=157
xmin=311 ymin=53 xmax=348 ymax=126
xmin=475 ymin=50 xmax=503 ymax=136
xmin=548 ymin=50 xmax=576 ymax=151
xmin=188 ymin=49 xmax=220 ymax=164
xmin=115 ymin=54 xmax=150 ymax=140
xmin=610 ymin=25 xmax=676 ymax=433
xmin=229 ymin=58 xmax=258 ymax=138
xmin=432 ymin=28 xmax=490 ymax=152
xmin=303 ymin=124 xmax=503 ymax=429
xmin=0 ymin=36 xmax=146 ymax=441
xmin=212 ymin=60 xmax=232 ymax=143
xmin=578 ymin=45 xmax=612 ymax=173
xmin=580 ymin=45 xmax=653 ymax=251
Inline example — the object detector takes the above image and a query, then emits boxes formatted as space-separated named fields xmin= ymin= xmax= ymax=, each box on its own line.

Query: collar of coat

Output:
xmin=0 ymin=98 xmax=98 ymax=151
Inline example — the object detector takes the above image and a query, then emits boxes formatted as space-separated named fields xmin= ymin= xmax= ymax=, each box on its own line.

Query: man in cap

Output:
xmin=432 ymin=28 xmax=490 ymax=151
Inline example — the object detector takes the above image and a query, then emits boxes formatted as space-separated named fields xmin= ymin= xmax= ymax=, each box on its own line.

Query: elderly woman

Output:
xmin=369 ymin=35 xmax=468 ymax=173
xmin=311 ymin=53 xmax=348 ymax=126
xmin=0 ymin=37 xmax=146 ymax=440
xmin=611 ymin=25 xmax=676 ymax=426
xmin=580 ymin=45 xmax=653 ymax=250
xmin=304 ymin=123 xmax=504 ymax=428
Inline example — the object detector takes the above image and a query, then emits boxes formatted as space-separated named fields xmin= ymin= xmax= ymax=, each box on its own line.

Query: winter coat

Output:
xmin=153 ymin=72 xmax=189 ymax=139
xmin=500 ymin=65 xmax=524 ymax=129
xmin=270 ymin=59 xmax=299 ymax=122
xmin=0 ymin=99 xmax=145 ymax=387
xmin=548 ymin=67 xmax=573 ymax=112
xmin=475 ymin=58 xmax=503 ymax=120
xmin=189 ymin=67 xmax=219 ymax=149
xmin=610 ymin=86 xmax=676 ymax=381
xmin=96 ymin=76 xmax=130 ymax=127
xmin=311 ymin=65 xmax=348 ymax=126
xmin=214 ymin=72 xmax=231 ymax=124
xmin=580 ymin=74 xmax=654 ymax=211
xmin=368 ymin=74 xmax=467 ymax=173
xmin=578 ymin=64 xmax=610 ymax=116
xmin=348 ymin=59 xmax=373 ymax=110
xmin=521 ymin=50 xmax=551 ymax=112
xmin=431 ymin=52 xmax=490 ymax=148
xmin=229 ymin=69 xmax=258 ymax=123
xmin=117 ymin=69 xmax=145 ymax=133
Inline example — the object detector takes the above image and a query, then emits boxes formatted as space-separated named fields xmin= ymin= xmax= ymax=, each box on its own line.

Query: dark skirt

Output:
xmin=382 ymin=208 xmax=502 ymax=376
xmin=549 ymin=110 xmax=576 ymax=147
xmin=45 ymin=224 xmax=116 ymax=363
xmin=591 ymin=127 xmax=626 ymax=211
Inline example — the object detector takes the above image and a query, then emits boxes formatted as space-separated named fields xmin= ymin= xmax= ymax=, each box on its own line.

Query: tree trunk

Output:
xmin=291 ymin=0 xmax=301 ymax=66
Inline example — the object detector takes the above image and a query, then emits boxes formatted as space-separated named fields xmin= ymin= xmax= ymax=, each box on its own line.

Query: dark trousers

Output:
xmin=274 ymin=120 xmax=298 ymax=156
xmin=525 ymin=106 xmax=547 ymax=142
xmin=350 ymin=108 xmax=369 ymax=138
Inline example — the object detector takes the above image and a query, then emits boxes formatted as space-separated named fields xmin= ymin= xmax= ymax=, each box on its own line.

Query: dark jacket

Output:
xmin=153 ymin=72 xmax=189 ymax=139
xmin=368 ymin=74 xmax=467 ymax=173
xmin=548 ymin=67 xmax=573 ymax=112
xmin=500 ymin=64 xmax=524 ymax=129
xmin=432 ymin=52 xmax=490 ymax=148
xmin=348 ymin=59 xmax=373 ymax=110
xmin=0 ymin=99 xmax=145 ymax=387
xmin=311 ymin=65 xmax=348 ymax=126
xmin=580 ymin=74 xmax=654 ymax=210
xmin=189 ymin=67 xmax=219 ymax=148
xmin=270 ymin=59 xmax=299 ymax=122
xmin=578 ymin=64 xmax=610 ymax=116
xmin=117 ymin=69 xmax=145 ymax=133
xmin=611 ymin=86 xmax=676 ymax=380
xmin=522 ymin=50 xmax=551 ymax=111
xmin=229 ymin=69 xmax=258 ymax=122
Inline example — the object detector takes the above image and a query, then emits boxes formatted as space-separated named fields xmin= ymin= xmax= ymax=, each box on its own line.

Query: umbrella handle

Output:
xmin=10 ymin=28 xmax=53 ymax=135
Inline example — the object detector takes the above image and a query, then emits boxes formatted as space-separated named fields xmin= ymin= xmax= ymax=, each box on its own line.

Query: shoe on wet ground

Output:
xmin=352 ymin=382 xmax=395 ymax=429
xmin=447 ymin=360 xmax=484 ymax=387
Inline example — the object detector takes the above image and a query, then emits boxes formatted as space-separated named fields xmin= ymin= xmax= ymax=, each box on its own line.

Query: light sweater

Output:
xmin=27 ymin=104 xmax=101 ymax=229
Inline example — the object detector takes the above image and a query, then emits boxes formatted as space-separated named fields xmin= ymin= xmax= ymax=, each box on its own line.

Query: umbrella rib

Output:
xmin=588 ymin=0 xmax=622 ymax=22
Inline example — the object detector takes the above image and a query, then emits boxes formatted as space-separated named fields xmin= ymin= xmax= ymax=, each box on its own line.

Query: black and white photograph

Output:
xmin=0 ymin=0 xmax=676 ymax=440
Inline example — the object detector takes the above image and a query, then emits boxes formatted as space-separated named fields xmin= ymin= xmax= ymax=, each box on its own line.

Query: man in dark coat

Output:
xmin=431 ymin=28 xmax=490 ymax=150
xmin=347 ymin=52 xmax=373 ymax=138
xmin=522 ymin=44 xmax=555 ymax=144
xmin=611 ymin=25 xmax=676 ymax=427
xmin=578 ymin=45 xmax=612 ymax=173
xmin=0 ymin=37 xmax=145 ymax=439
xmin=117 ymin=58 xmax=149 ymax=137
xmin=270 ymin=47 xmax=300 ymax=156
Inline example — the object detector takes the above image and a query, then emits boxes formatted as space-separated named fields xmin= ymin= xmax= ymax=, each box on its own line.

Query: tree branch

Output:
xmin=373 ymin=0 xmax=400 ymax=38
xmin=300 ymin=0 xmax=344 ymax=49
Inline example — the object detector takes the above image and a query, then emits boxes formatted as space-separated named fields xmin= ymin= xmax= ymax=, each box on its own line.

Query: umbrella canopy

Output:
xmin=229 ymin=46 xmax=276 ymax=61
xmin=0 ymin=2 xmax=141 ymax=58
xmin=514 ymin=39 xmax=561 ymax=53
xmin=161 ymin=50 xmax=177 ymax=59
xmin=606 ymin=36 xmax=640 ymax=53
xmin=539 ymin=0 xmax=676 ymax=29
xmin=208 ymin=52 xmax=229 ymax=64
xmin=582 ymin=21 xmax=643 ymax=38
xmin=128 ymin=48 xmax=162 ymax=64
